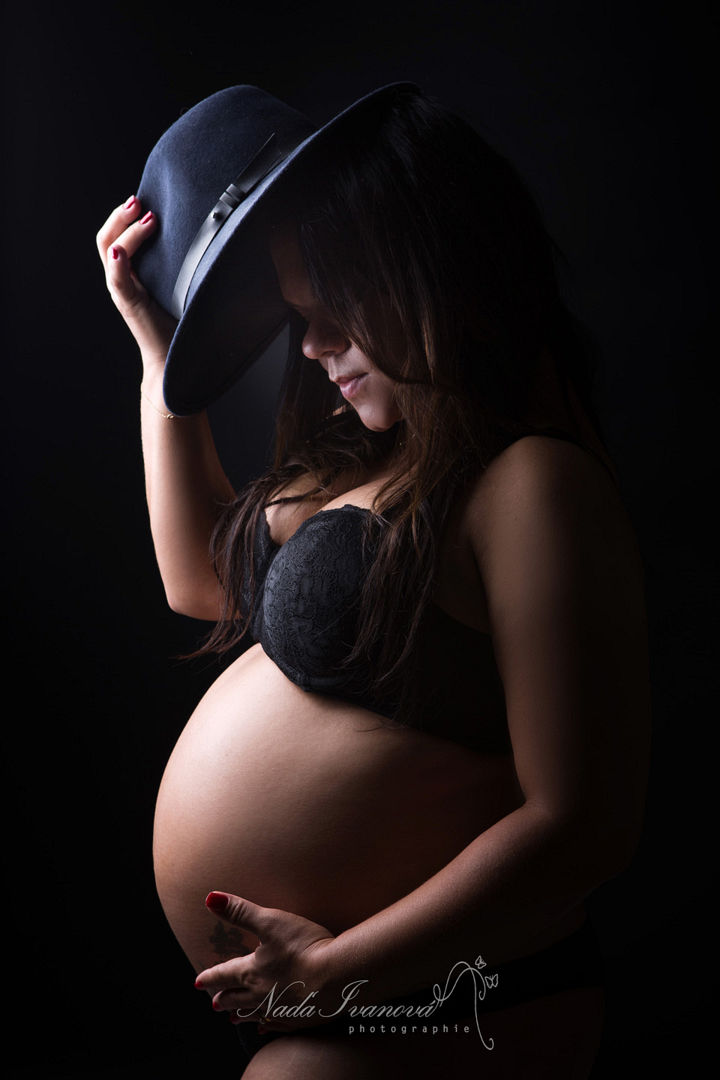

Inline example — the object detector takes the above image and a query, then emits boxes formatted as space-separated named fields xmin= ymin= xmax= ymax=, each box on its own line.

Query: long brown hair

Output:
xmin=201 ymin=86 xmax=599 ymax=720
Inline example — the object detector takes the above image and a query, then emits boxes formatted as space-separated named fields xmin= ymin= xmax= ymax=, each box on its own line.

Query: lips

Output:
xmin=332 ymin=373 xmax=367 ymax=400
xmin=333 ymin=373 xmax=365 ymax=385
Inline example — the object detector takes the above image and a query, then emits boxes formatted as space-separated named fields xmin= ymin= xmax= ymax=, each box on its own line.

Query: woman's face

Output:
xmin=270 ymin=230 xmax=402 ymax=432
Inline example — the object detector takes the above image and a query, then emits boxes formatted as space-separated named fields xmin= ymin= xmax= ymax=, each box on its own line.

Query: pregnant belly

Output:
xmin=153 ymin=643 xmax=519 ymax=973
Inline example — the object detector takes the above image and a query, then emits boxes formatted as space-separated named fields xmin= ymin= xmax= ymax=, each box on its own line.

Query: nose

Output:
xmin=301 ymin=316 xmax=349 ymax=363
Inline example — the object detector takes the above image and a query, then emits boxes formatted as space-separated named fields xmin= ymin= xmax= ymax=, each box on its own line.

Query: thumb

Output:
xmin=205 ymin=892 xmax=269 ymax=937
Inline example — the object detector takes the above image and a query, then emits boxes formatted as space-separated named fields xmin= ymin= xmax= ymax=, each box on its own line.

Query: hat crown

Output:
xmin=135 ymin=86 xmax=316 ymax=313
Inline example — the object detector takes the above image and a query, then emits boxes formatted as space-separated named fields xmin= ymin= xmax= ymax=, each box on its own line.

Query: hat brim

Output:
xmin=161 ymin=82 xmax=417 ymax=416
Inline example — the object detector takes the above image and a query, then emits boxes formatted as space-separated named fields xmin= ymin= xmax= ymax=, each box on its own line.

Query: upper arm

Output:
xmin=469 ymin=439 xmax=651 ymax=868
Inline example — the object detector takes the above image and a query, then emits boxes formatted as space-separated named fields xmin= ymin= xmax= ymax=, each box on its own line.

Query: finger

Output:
xmin=205 ymin=892 xmax=274 ymax=939
xmin=104 ymin=209 xmax=158 ymax=266
xmin=230 ymin=1013 xmax=284 ymax=1033
xmin=194 ymin=952 xmax=259 ymax=995
xmin=231 ymin=1011 xmax=288 ymax=1032
xmin=95 ymin=195 xmax=144 ymax=261
xmin=212 ymin=986 xmax=265 ymax=1015
xmin=105 ymin=243 xmax=147 ymax=309
xmin=105 ymin=244 xmax=176 ymax=358
xmin=215 ymin=985 xmax=291 ymax=1029
xmin=204 ymin=968 xmax=314 ymax=1016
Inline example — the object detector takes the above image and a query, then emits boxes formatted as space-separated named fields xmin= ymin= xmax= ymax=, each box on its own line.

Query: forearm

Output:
xmin=140 ymin=365 xmax=235 ymax=617
xmin=324 ymin=803 xmax=616 ymax=1003
xmin=96 ymin=205 xmax=237 ymax=617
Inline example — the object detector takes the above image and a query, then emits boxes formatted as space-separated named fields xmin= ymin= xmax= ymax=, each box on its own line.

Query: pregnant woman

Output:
xmin=97 ymin=83 xmax=650 ymax=1078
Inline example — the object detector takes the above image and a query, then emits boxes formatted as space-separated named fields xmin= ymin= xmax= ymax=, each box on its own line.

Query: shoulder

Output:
xmin=462 ymin=434 xmax=641 ymax=586
xmin=470 ymin=433 xmax=613 ymax=508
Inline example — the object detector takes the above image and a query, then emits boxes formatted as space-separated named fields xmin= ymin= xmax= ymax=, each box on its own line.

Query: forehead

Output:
xmin=269 ymin=226 xmax=316 ymax=308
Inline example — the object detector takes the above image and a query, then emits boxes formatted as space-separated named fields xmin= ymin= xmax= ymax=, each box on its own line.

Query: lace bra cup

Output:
xmin=244 ymin=505 xmax=511 ymax=754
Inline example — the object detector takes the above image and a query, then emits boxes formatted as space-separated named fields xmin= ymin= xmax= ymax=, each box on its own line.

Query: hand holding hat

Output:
xmin=96 ymin=195 xmax=178 ymax=380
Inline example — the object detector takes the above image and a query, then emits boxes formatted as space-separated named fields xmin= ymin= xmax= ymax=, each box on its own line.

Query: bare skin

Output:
xmin=97 ymin=200 xmax=650 ymax=1077
xmin=153 ymin=643 xmax=523 ymax=968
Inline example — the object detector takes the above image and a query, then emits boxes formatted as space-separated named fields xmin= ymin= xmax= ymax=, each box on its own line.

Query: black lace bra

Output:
xmin=239 ymin=428 xmax=617 ymax=753
xmin=242 ymin=503 xmax=511 ymax=755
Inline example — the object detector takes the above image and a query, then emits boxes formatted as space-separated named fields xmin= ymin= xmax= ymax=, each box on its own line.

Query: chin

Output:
xmin=354 ymin=404 xmax=402 ymax=433
xmin=359 ymin=416 xmax=397 ymax=432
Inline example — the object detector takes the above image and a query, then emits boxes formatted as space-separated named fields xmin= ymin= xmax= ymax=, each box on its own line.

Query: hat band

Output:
xmin=170 ymin=132 xmax=289 ymax=319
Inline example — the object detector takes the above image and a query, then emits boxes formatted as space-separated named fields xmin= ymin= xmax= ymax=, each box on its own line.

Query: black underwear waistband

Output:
xmin=383 ymin=918 xmax=605 ymax=1020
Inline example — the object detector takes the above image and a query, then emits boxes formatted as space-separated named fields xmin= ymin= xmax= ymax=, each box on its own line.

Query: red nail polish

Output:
xmin=141 ymin=210 xmax=153 ymax=225
xmin=124 ymin=195 xmax=136 ymax=209
xmin=111 ymin=246 xmax=120 ymax=260
xmin=206 ymin=891 xmax=228 ymax=912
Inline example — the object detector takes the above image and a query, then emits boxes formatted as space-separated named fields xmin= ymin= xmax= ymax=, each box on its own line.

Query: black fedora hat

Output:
xmin=134 ymin=82 xmax=417 ymax=416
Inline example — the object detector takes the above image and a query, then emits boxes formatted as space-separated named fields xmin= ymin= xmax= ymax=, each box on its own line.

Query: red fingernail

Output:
xmin=206 ymin=891 xmax=228 ymax=913
xmin=111 ymin=246 xmax=120 ymax=260
xmin=141 ymin=210 xmax=153 ymax=225
xmin=124 ymin=195 xmax=136 ymax=209
xmin=194 ymin=979 xmax=204 ymax=990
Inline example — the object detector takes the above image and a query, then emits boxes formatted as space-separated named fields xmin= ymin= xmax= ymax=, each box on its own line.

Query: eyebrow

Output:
xmin=283 ymin=298 xmax=319 ymax=320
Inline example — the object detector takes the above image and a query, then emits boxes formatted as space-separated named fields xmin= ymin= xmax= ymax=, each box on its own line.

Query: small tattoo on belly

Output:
xmin=209 ymin=920 xmax=251 ymax=957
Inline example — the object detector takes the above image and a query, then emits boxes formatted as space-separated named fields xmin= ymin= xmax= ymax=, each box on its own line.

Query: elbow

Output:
xmin=587 ymin=834 xmax=640 ymax=890
xmin=165 ymin=584 xmax=222 ymax=622
xmin=564 ymin=811 xmax=645 ymax=892
xmin=604 ymin=815 xmax=647 ymax=881
xmin=532 ymin=799 xmax=646 ymax=896
xmin=535 ymin=761 xmax=650 ymax=892
xmin=589 ymin=777 xmax=649 ymax=885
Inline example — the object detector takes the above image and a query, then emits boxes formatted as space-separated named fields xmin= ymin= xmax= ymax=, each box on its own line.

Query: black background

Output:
xmin=3 ymin=1 xmax=716 ymax=1075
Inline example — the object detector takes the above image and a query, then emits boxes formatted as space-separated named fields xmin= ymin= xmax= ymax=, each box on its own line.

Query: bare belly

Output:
xmin=153 ymin=643 xmax=521 ymax=973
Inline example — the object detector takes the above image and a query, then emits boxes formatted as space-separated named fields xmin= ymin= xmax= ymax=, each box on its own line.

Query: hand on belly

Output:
xmin=194 ymin=891 xmax=339 ymax=1034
